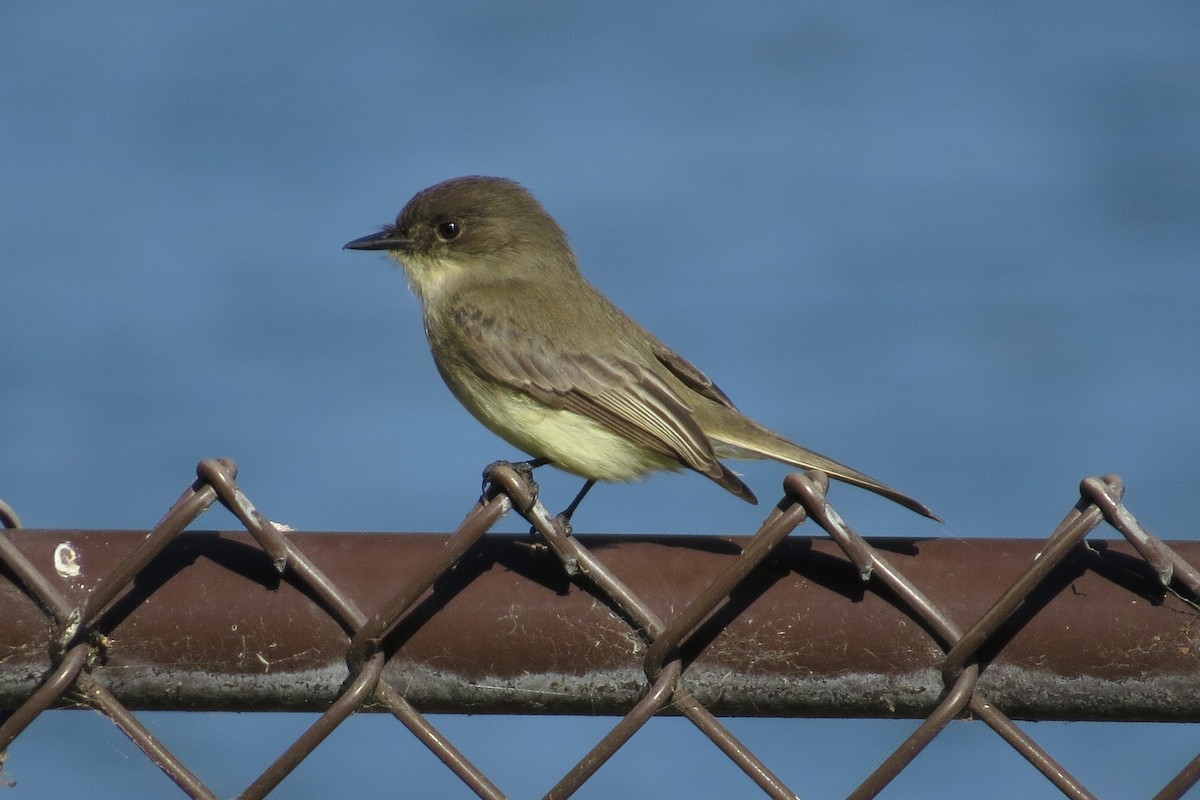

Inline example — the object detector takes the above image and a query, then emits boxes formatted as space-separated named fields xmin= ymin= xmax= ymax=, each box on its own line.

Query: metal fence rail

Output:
xmin=1 ymin=459 xmax=1198 ymax=799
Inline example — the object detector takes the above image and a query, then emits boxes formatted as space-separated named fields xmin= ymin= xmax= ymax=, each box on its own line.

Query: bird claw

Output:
xmin=481 ymin=458 xmax=545 ymax=498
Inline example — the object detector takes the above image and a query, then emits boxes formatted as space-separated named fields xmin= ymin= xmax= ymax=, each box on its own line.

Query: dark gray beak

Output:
xmin=343 ymin=230 xmax=412 ymax=251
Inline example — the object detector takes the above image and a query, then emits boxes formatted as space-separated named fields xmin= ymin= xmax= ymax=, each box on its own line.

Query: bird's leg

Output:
xmin=481 ymin=460 xmax=593 ymax=539
xmin=554 ymin=479 xmax=597 ymax=533
xmin=481 ymin=457 xmax=550 ymax=497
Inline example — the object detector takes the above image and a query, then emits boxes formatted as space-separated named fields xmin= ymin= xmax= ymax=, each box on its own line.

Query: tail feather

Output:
xmin=709 ymin=415 xmax=940 ymax=521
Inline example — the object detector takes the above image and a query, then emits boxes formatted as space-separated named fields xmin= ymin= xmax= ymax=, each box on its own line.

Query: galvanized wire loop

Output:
xmin=0 ymin=499 xmax=21 ymax=530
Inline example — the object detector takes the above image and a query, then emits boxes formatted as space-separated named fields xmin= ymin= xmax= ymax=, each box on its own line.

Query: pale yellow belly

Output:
xmin=445 ymin=373 xmax=678 ymax=482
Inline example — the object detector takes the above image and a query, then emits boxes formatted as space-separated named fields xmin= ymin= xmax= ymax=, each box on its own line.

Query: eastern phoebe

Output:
xmin=345 ymin=176 xmax=937 ymax=520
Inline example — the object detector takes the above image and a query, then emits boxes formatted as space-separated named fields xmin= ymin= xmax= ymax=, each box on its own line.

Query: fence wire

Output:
xmin=1 ymin=459 xmax=1198 ymax=799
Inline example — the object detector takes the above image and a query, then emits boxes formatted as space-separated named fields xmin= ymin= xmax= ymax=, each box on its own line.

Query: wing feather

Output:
xmin=651 ymin=341 xmax=739 ymax=410
xmin=448 ymin=305 xmax=722 ymax=478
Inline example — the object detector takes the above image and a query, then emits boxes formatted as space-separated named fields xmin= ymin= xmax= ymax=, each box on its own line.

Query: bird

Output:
xmin=344 ymin=176 xmax=938 ymax=521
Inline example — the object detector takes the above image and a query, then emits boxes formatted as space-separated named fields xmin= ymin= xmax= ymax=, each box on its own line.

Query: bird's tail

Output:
xmin=708 ymin=411 xmax=940 ymax=521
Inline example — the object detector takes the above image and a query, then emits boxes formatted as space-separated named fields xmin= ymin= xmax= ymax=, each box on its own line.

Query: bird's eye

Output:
xmin=435 ymin=220 xmax=461 ymax=241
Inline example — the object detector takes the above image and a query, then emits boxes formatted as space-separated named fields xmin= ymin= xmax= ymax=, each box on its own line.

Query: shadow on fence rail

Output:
xmin=1 ymin=459 xmax=1198 ymax=799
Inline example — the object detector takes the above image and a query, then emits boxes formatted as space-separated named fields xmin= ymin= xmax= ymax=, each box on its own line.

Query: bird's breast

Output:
xmin=433 ymin=363 xmax=677 ymax=482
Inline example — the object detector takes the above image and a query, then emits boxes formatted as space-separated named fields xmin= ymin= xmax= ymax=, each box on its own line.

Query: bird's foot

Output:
xmin=532 ymin=478 xmax=593 ymax=541
xmin=550 ymin=513 xmax=573 ymax=537
xmin=481 ymin=458 xmax=548 ymax=503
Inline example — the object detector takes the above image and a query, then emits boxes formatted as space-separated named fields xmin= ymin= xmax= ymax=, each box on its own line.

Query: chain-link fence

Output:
xmin=1 ymin=459 xmax=1197 ymax=798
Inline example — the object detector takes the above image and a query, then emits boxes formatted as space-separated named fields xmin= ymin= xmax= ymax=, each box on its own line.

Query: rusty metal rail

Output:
xmin=1 ymin=532 xmax=1197 ymax=720
xmin=1 ymin=460 xmax=1198 ymax=799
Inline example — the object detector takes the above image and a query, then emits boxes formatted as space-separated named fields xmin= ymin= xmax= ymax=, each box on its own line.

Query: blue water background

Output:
xmin=2 ymin=3 xmax=1197 ymax=798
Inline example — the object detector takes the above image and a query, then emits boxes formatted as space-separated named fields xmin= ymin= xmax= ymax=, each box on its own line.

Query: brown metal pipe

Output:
xmin=1 ymin=531 xmax=1196 ymax=721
